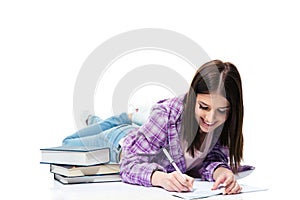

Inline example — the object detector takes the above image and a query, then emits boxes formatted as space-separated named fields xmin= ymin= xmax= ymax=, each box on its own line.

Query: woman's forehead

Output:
xmin=196 ymin=93 xmax=229 ymax=107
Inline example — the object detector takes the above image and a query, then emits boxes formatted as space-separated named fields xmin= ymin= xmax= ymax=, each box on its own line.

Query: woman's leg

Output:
xmin=87 ymin=115 xmax=102 ymax=125
xmin=63 ymin=124 xmax=135 ymax=163
xmin=62 ymin=112 xmax=132 ymax=142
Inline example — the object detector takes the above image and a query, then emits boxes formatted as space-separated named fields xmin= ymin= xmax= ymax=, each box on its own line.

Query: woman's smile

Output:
xmin=199 ymin=117 xmax=216 ymax=132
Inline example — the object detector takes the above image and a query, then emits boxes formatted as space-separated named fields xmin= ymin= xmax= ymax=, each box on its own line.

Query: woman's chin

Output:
xmin=199 ymin=124 xmax=216 ymax=133
xmin=199 ymin=125 xmax=209 ymax=133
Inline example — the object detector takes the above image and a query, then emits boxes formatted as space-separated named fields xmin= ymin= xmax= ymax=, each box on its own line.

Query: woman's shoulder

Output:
xmin=154 ymin=94 xmax=184 ymax=108
xmin=156 ymin=94 xmax=185 ymax=105
xmin=152 ymin=94 xmax=186 ymax=119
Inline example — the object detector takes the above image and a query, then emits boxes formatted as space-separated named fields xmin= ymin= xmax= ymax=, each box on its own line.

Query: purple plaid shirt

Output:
xmin=120 ymin=95 xmax=230 ymax=187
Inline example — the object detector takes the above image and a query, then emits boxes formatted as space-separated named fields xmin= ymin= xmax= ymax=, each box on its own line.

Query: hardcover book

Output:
xmin=50 ymin=163 xmax=120 ymax=177
xmin=54 ymin=173 xmax=122 ymax=184
xmin=40 ymin=146 xmax=110 ymax=166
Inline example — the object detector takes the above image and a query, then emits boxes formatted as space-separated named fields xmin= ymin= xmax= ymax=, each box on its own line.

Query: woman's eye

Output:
xmin=199 ymin=105 xmax=209 ymax=110
xmin=218 ymin=108 xmax=228 ymax=114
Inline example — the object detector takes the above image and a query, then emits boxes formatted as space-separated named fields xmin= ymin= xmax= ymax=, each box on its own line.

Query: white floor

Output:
xmin=50 ymin=180 xmax=271 ymax=200
xmin=1 ymin=157 xmax=293 ymax=199
xmin=35 ymin=165 xmax=274 ymax=200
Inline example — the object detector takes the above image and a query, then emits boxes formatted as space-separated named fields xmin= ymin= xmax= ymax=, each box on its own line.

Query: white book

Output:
xmin=54 ymin=173 xmax=122 ymax=184
xmin=50 ymin=163 xmax=120 ymax=177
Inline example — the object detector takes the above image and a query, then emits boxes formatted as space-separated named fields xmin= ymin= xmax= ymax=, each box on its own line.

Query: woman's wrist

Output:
xmin=151 ymin=170 xmax=165 ymax=187
xmin=213 ymin=166 xmax=230 ymax=180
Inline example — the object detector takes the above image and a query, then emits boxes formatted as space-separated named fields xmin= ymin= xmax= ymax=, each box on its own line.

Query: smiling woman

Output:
xmin=62 ymin=60 xmax=252 ymax=194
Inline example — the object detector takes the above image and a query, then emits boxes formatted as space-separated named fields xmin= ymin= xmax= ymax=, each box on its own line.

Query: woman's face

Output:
xmin=195 ymin=93 xmax=230 ymax=133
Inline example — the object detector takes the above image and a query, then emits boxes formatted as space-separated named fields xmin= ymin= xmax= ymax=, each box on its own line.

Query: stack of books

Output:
xmin=40 ymin=146 xmax=121 ymax=184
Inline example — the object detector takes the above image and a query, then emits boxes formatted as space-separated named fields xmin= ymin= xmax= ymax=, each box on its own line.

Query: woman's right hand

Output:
xmin=151 ymin=171 xmax=194 ymax=192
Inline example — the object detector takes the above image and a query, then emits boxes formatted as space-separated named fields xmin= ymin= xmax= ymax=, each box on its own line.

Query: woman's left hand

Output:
xmin=211 ymin=167 xmax=242 ymax=195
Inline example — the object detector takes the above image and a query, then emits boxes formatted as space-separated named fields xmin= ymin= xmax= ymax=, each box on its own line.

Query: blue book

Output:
xmin=40 ymin=146 xmax=110 ymax=166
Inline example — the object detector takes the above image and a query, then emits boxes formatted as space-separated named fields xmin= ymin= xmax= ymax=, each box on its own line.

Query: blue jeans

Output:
xmin=62 ymin=113 xmax=137 ymax=163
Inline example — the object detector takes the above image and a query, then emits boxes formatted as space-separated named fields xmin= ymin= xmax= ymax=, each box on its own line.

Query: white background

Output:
xmin=1 ymin=0 xmax=299 ymax=199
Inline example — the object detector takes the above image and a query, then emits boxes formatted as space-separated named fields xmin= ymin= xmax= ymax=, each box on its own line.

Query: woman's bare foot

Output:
xmin=128 ymin=113 xmax=133 ymax=121
xmin=128 ymin=108 xmax=139 ymax=121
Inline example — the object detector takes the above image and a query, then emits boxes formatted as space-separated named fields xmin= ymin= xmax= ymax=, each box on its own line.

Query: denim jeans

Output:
xmin=62 ymin=106 xmax=151 ymax=163
xmin=62 ymin=113 xmax=137 ymax=163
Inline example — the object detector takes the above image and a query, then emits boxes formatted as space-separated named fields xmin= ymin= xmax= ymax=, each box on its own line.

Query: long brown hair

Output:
xmin=181 ymin=60 xmax=244 ymax=173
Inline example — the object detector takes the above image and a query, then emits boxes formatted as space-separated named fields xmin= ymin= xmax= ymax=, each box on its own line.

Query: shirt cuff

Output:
xmin=120 ymin=163 xmax=166 ymax=187
xmin=203 ymin=162 xmax=230 ymax=182
xmin=143 ymin=164 xmax=166 ymax=187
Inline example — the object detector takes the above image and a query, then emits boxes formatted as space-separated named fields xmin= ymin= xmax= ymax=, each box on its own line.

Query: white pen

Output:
xmin=162 ymin=147 xmax=186 ymax=180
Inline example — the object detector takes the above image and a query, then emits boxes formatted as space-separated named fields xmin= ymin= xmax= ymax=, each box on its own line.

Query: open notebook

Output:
xmin=170 ymin=180 xmax=267 ymax=199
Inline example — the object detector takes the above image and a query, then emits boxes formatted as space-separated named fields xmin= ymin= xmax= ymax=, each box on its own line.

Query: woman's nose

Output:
xmin=204 ymin=110 xmax=215 ymax=123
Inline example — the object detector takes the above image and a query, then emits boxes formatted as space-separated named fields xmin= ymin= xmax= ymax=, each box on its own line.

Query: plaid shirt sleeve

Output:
xmin=120 ymin=104 xmax=171 ymax=187
xmin=198 ymin=142 xmax=231 ymax=181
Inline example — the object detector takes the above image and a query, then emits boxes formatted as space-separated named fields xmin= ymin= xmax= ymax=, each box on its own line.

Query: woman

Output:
xmin=63 ymin=60 xmax=249 ymax=194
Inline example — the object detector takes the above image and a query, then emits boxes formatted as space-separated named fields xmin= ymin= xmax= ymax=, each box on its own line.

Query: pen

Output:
xmin=162 ymin=147 xmax=186 ymax=179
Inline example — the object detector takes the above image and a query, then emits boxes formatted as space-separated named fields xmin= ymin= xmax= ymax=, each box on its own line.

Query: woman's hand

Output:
xmin=211 ymin=167 xmax=242 ymax=195
xmin=151 ymin=171 xmax=194 ymax=192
